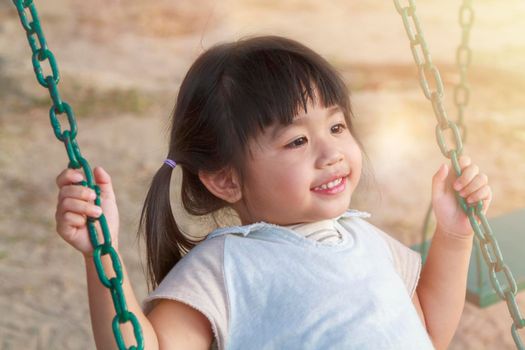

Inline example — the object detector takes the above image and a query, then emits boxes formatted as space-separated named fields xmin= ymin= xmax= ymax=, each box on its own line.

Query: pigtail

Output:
xmin=138 ymin=163 xmax=199 ymax=291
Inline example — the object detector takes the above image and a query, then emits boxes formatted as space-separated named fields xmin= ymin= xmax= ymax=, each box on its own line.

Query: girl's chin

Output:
xmin=312 ymin=205 xmax=351 ymax=221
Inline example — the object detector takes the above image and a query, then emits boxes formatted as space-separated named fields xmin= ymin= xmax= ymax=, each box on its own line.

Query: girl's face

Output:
xmin=233 ymin=100 xmax=362 ymax=225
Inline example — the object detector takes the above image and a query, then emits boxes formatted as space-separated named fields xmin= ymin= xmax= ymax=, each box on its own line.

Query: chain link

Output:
xmin=455 ymin=0 xmax=474 ymax=141
xmin=12 ymin=1 xmax=144 ymax=348
xmin=393 ymin=1 xmax=525 ymax=348
xmin=435 ymin=120 xmax=464 ymax=159
xmin=420 ymin=0 xmax=475 ymax=253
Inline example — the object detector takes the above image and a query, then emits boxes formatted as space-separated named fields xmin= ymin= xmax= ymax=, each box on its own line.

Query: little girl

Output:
xmin=55 ymin=35 xmax=491 ymax=349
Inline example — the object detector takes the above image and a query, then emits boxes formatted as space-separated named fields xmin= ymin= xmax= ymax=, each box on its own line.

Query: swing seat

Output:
xmin=412 ymin=208 xmax=525 ymax=308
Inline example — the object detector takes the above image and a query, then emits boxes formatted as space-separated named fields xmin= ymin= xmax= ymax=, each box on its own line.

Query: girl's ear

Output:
xmin=198 ymin=167 xmax=242 ymax=204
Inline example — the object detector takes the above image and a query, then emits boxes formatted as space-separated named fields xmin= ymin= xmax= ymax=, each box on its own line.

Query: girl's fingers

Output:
xmin=56 ymin=168 xmax=84 ymax=188
xmin=458 ymin=155 xmax=472 ymax=169
xmin=465 ymin=185 xmax=492 ymax=204
xmin=453 ymin=163 xmax=479 ymax=191
xmin=58 ymin=184 xmax=97 ymax=202
xmin=458 ymin=173 xmax=488 ymax=198
xmin=482 ymin=188 xmax=493 ymax=214
xmin=58 ymin=197 xmax=102 ymax=218
xmin=60 ymin=211 xmax=88 ymax=228
xmin=55 ymin=211 xmax=90 ymax=241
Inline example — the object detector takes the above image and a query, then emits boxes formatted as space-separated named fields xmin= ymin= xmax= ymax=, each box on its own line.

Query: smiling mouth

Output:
xmin=313 ymin=177 xmax=343 ymax=191
xmin=311 ymin=174 xmax=349 ymax=194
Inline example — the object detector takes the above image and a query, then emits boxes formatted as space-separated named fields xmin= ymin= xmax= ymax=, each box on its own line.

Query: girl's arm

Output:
xmin=415 ymin=228 xmax=473 ymax=350
xmin=84 ymin=253 xmax=159 ymax=349
xmin=56 ymin=167 xmax=213 ymax=349
xmin=85 ymin=252 xmax=214 ymax=349
xmin=417 ymin=156 xmax=491 ymax=349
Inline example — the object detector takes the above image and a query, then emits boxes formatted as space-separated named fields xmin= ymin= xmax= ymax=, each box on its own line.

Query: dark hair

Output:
xmin=139 ymin=35 xmax=367 ymax=289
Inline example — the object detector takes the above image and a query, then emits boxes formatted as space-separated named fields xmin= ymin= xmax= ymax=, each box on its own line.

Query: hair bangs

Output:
xmin=225 ymin=41 xmax=351 ymax=147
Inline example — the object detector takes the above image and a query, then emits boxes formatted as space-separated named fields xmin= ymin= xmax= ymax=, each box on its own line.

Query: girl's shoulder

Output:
xmin=143 ymin=234 xmax=228 ymax=349
xmin=205 ymin=222 xmax=271 ymax=241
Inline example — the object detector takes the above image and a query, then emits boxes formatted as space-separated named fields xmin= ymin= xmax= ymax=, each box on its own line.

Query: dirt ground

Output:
xmin=1 ymin=0 xmax=525 ymax=348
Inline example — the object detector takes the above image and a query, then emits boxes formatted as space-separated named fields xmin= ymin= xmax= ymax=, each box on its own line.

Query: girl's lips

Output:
xmin=311 ymin=176 xmax=347 ymax=194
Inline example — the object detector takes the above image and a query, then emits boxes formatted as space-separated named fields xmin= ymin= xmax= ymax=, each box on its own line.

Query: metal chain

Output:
xmin=420 ymin=0 xmax=475 ymax=262
xmin=452 ymin=2 xmax=485 ymax=303
xmin=455 ymin=0 xmax=474 ymax=142
xmin=12 ymin=1 xmax=144 ymax=349
xmin=393 ymin=1 xmax=525 ymax=348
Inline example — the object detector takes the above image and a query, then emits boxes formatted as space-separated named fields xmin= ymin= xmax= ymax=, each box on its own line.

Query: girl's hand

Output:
xmin=431 ymin=155 xmax=492 ymax=239
xmin=55 ymin=166 xmax=120 ymax=257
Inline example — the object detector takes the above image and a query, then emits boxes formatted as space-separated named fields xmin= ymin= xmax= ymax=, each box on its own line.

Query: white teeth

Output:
xmin=315 ymin=177 xmax=342 ymax=190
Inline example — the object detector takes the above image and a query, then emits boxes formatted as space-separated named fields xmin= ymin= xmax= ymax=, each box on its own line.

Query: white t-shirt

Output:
xmin=143 ymin=210 xmax=425 ymax=349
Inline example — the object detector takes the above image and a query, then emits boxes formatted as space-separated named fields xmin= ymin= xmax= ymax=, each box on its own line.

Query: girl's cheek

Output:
xmin=280 ymin=152 xmax=309 ymax=165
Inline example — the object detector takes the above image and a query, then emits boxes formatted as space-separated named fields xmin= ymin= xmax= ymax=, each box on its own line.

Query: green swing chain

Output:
xmin=453 ymin=0 xmax=472 ymax=143
xmin=11 ymin=1 xmax=144 ymax=349
xmin=393 ymin=0 xmax=525 ymax=348
xmin=420 ymin=0 xmax=487 ymax=310
xmin=420 ymin=0 xmax=473 ymax=263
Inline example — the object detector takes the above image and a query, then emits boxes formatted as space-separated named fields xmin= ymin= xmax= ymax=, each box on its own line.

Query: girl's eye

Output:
xmin=286 ymin=137 xmax=308 ymax=148
xmin=331 ymin=123 xmax=347 ymax=134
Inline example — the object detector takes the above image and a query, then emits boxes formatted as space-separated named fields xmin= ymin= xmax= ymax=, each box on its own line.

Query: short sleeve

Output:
xmin=371 ymin=226 xmax=422 ymax=297
xmin=142 ymin=236 xmax=229 ymax=350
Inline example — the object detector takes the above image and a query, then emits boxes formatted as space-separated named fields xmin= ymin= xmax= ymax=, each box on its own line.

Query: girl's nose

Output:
xmin=315 ymin=144 xmax=344 ymax=168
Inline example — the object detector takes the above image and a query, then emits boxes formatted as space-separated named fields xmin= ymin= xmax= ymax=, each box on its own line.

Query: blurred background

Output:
xmin=1 ymin=0 xmax=524 ymax=348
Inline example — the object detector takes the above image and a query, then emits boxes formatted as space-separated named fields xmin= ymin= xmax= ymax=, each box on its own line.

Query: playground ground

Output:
xmin=1 ymin=0 xmax=524 ymax=348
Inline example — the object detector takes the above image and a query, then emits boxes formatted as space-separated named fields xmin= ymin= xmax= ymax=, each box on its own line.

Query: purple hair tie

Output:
xmin=164 ymin=159 xmax=177 ymax=169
